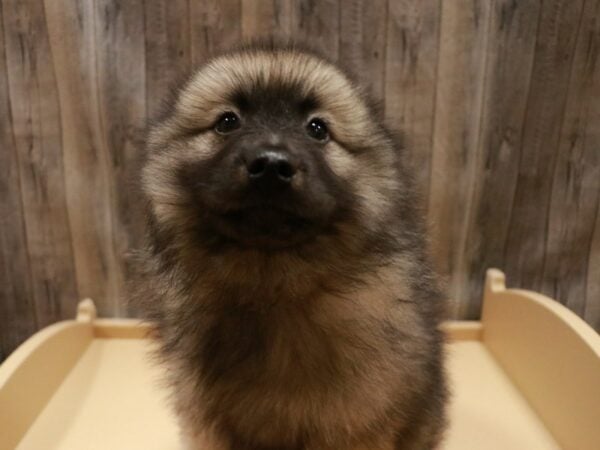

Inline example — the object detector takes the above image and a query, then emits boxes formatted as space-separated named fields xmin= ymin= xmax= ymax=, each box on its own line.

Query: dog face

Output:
xmin=143 ymin=47 xmax=403 ymax=252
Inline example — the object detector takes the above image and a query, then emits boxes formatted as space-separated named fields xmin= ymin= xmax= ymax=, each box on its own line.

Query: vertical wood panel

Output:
xmin=542 ymin=0 xmax=600 ymax=319
xmin=384 ymin=0 xmax=440 ymax=204
xmin=2 ymin=0 xmax=79 ymax=326
xmin=462 ymin=0 xmax=542 ymax=318
xmin=241 ymin=0 xmax=293 ymax=41
xmin=428 ymin=0 xmax=492 ymax=315
xmin=43 ymin=0 xmax=123 ymax=317
xmin=190 ymin=0 xmax=242 ymax=66
xmin=94 ymin=0 xmax=146 ymax=315
xmin=587 ymin=197 xmax=600 ymax=330
xmin=144 ymin=0 xmax=191 ymax=117
xmin=2 ymin=1 xmax=600 ymax=358
xmin=339 ymin=0 xmax=387 ymax=102
xmin=290 ymin=0 xmax=340 ymax=60
xmin=503 ymin=0 xmax=585 ymax=292
xmin=0 ymin=0 xmax=37 ymax=360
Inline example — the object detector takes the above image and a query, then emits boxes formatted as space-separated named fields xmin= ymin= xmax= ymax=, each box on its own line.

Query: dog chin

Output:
xmin=208 ymin=207 xmax=320 ymax=251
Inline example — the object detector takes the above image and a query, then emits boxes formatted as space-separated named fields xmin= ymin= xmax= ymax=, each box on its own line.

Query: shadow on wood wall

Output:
xmin=1 ymin=0 xmax=599 ymax=359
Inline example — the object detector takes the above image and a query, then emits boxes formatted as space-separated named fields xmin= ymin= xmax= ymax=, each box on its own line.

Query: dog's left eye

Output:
xmin=215 ymin=112 xmax=241 ymax=134
xmin=306 ymin=118 xmax=329 ymax=141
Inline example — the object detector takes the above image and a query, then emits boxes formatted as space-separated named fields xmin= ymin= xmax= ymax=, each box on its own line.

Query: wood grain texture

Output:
xmin=462 ymin=0 xmax=543 ymax=318
xmin=0 ymin=0 xmax=37 ymax=361
xmin=428 ymin=0 xmax=492 ymax=316
xmin=339 ymin=0 xmax=388 ymax=102
xmin=43 ymin=0 xmax=123 ymax=318
xmin=190 ymin=0 xmax=242 ymax=65
xmin=588 ymin=197 xmax=600 ymax=330
xmin=290 ymin=0 xmax=340 ymax=59
xmin=144 ymin=0 xmax=191 ymax=117
xmin=241 ymin=0 xmax=294 ymax=41
xmin=542 ymin=0 xmax=600 ymax=324
xmin=504 ymin=0 xmax=586 ymax=292
xmin=1 ymin=0 xmax=599 ymax=358
xmin=2 ymin=0 xmax=79 ymax=328
xmin=384 ymin=0 xmax=440 ymax=205
xmin=93 ymin=0 xmax=147 ymax=316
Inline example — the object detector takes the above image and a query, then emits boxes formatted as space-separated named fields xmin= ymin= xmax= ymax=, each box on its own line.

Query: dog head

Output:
xmin=143 ymin=45 xmax=406 ymax=255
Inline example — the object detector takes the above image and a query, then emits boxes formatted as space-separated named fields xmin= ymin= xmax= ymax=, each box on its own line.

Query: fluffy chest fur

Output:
xmin=153 ymin=265 xmax=435 ymax=448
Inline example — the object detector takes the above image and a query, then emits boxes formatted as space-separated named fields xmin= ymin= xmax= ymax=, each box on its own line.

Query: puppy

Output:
xmin=134 ymin=43 xmax=447 ymax=450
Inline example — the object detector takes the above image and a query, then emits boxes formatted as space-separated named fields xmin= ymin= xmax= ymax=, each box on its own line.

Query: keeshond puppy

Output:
xmin=134 ymin=43 xmax=447 ymax=449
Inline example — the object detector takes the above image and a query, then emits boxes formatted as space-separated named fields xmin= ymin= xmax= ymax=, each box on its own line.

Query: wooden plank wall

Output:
xmin=1 ymin=0 xmax=599 ymax=359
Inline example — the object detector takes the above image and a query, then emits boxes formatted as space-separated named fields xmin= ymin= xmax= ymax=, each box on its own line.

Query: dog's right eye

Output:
xmin=214 ymin=112 xmax=241 ymax=134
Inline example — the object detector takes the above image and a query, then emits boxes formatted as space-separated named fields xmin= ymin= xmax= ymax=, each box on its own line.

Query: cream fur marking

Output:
xmin=174 ymin=50 xmax=374 ymax=148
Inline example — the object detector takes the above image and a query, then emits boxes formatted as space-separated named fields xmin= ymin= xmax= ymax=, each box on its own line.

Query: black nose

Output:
xmin=246 ymin=151 xmax=297 ymax=183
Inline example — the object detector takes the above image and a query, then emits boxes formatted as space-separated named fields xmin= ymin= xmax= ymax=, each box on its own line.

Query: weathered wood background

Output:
xmin=1 ymin=0 xmax=599 ymax=359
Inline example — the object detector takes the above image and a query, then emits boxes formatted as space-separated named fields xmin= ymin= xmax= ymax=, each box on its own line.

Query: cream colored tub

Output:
xmin=1 ymin=269 xmax=599 ymax=450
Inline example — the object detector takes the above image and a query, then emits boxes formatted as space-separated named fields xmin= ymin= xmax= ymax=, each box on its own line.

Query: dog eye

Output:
xmin=215 ymin=112 xmax=241 ymax=134
xmin=306 ymin=118 xmax=329 ymax=141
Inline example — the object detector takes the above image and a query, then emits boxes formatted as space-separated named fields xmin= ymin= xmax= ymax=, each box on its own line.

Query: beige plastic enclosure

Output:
xmin=1 ymin=269 xmax=599 ymax=450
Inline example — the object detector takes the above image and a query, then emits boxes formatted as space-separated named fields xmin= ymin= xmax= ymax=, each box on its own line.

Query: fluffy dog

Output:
xmin=134 ymin=43 xmax=447 ymax=450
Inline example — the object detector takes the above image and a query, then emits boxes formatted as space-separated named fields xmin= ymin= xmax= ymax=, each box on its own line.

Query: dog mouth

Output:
xmin=208 ymin=205 xmax=321 ymax=249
